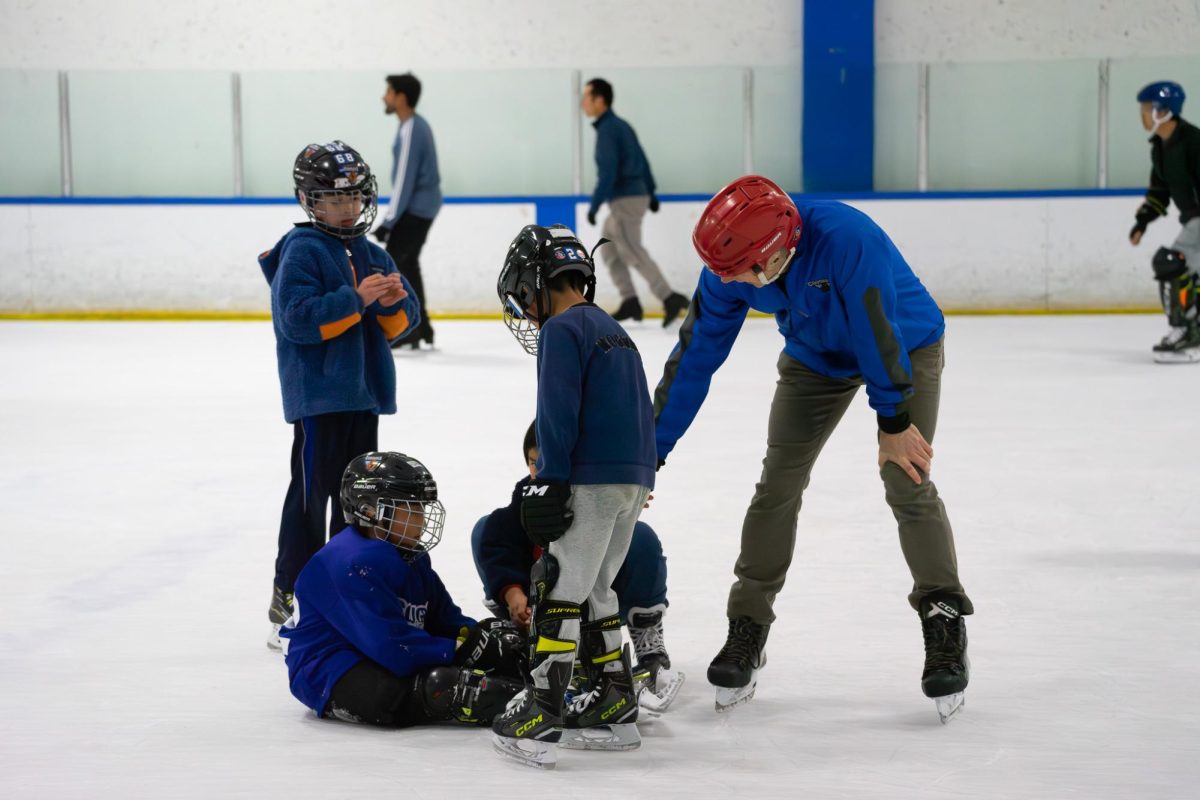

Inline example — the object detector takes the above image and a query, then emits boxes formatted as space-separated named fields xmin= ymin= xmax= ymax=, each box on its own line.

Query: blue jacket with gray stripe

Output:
xmin=653 ymin=200 xmax=944 ymax=461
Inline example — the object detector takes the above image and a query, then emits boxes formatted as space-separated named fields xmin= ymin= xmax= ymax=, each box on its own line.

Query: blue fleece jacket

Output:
xmin=259 ymin=224 xmax=420 ymax=423
xmin=589 ymin=109 xmax=657 ymax=217
xmin=535 ymin=303 xmax=656 ymax=489
xmin=280 ymin=527 xmax=475 ymax=716
xmin=654 ymin=201 xmax=945 ymax=461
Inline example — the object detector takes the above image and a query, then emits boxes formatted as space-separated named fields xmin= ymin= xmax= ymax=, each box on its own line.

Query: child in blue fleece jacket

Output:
xmin=260 ymin=141 xmax=420 ymax=649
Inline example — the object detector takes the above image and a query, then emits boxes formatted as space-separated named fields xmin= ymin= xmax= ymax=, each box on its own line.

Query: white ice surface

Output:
xmin=1 ymin=316 xmax=1197 ymax=799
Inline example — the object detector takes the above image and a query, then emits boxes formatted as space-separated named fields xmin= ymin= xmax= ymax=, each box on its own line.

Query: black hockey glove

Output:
xmin=520 ymin=480 xmax=574 ymax=547
xmin=1130 ymin=202 xmax=1160 ymax=239
xmin=372 ymin=225 xmax=390 ymax=244
xmin=587 ymin=208 xmax=598 ymax=226
xmin=453 ymin=618 xmax=526 ymax=676
xmin=649 ymin=195 xmax=660 ymax=213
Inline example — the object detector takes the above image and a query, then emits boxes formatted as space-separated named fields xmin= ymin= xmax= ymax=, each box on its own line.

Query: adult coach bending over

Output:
xmin=653 ymin=175 xmax=973 ymax=722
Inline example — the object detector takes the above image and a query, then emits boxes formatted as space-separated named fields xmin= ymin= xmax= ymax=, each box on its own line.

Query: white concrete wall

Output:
xmin=877 ymin=0 xmax=1200 ymax=63
xmin=0 ymin=196 xmax=1168 ymax=315
xmin=0 ymin=0 xmax=802 ymax=70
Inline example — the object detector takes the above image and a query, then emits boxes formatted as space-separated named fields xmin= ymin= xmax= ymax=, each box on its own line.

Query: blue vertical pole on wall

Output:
xmin=802 ymin=0 xmax=874 ymax=192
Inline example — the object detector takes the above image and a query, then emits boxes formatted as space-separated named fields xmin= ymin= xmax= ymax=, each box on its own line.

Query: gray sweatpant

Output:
xmin=601 ymin=195 xmax=673 ymax=301
xmin=728 ymin=339 xmax=973 ymax=623
xmin=1170 ymin=217 xmax=1200 ymax=266
xmin=533 ymin=483 xmax=651 ymax=683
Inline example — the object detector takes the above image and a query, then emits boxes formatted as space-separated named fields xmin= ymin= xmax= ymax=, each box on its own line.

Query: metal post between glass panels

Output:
xmin=743 ymin=67 xmax=754 ymax=175
xmin=58 ymin=71 xmax=73 ymax=197
xmin=232 ymin=72 xmax=244 ymax=197
xmin=916 ymin=63 xmax=929 ymax=192
xmin=571 ymin=70 xmax=582 ymax=196
xmin=1097 ymin=59 xmax=1110 ymax=189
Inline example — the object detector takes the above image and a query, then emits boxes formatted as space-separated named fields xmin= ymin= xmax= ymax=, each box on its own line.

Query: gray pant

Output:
xmin=601 ymin=195 xmax=673 ymax=301
xmin=1171 ymin=217 xmax=1200 ymax=266
xmin=728 ymin=339 xmax=973 ymax=623
xmin=533 ymin=483 xmax=651 ymax=683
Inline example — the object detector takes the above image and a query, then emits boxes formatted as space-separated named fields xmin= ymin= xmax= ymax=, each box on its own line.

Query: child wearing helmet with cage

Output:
xmin=489 ymin=224 xmax=657 ymax=768
xmin=1128 ymin=81 xmax=1200 ymax=363
xmin=259 ymin=141 xmax=421 ymax=650
xmin=279 ymin=451 xmax=527 ymax=728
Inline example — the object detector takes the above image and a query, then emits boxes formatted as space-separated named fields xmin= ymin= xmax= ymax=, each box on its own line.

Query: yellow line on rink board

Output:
xmin=0 ymin=307 xmax=1161 ymax=322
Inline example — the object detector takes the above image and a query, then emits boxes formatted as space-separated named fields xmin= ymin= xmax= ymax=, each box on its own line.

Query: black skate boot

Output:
xmin=612 ymin=296 xmax=644 ymax=322
xmin=562 ymin=644 xmax=641 ymax=750
xmin=661 ymin=292 xmax=690 ymax=327
xmin=708 ymin=616 xmax=769 ymax=712
xmin=1152 ymin=323 xmax=1200 ymax=363
xmin=920 ymin=596 xmax=969 ymax=723
xmin=628 ymin=604 xmax=686 ymax=713
xmin=267 ymin=585 xmax=293 ymax=651
xmin=492 ymin=599 xmax=579 ymax=769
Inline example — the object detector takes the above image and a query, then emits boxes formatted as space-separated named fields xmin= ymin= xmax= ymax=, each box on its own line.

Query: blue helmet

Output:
xmin=1137 ymin=81 xmax=1186 ymax=117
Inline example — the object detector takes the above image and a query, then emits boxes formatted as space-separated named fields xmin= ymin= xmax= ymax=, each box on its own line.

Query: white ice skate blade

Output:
xmin=638 ymin=668 xmax=686 ymax=715
xmin=266 ymin=624 xmax=282 ymax=652
xmin=492 ymin=734 xmax=558 ymax=769
xmin=714 ymin=680 xmax=757 ymax=713
xmin=559 ymin=723 xmax=641 ymax=751
xmin=1154 ymin=349 xmax=1200 ymax=363
xmin=934 ymin=692 xmax=965 ymax=724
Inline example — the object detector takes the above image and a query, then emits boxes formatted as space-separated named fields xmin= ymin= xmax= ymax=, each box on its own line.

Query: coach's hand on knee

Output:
xmin=878 ymin=424 xmax=934 ymax=485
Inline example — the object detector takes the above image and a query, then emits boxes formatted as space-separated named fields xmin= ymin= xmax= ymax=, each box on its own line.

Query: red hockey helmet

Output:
xmin=692 ymin=175 xmax=801 ymax=278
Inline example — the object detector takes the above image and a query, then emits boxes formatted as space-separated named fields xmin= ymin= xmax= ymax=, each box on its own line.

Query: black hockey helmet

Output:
xmin=496 ymin=224 xmax=597 ymax=355
xmin=339 ymin=452 xmax=445 ymax=559
xmin=293 ymin=140 xmax=378 ymax=239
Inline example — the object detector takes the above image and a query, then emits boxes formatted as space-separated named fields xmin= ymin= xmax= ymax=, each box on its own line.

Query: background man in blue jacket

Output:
xmin=654 ymin=176 xmax=972 ymax=723
xmin=376 ymin=73 xmax=441 ymax=350
xmin=582 ymin=78 xmax=690 ymax=327
xmin=260 ymin=141 xmax=420 ymax=650
xmin=280 ymin=452 xmax=525 ymax=728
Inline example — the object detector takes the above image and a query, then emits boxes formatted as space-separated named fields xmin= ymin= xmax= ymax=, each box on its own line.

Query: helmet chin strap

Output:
xmin=1149 ymin=107 xmax=1174 ymax=139
xmin=752 ymin=248 xmax=796 ymax=286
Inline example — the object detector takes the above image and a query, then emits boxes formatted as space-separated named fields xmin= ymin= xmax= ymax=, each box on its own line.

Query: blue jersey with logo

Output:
xmin=654 ymin=200 xmax=945 ymax=460
xmin=280 ymin=527 xmax=475 ymax=716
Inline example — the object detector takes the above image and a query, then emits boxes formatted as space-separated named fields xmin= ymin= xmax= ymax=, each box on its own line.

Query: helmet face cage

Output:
xmin=502 ymin=291 xmax=542 ymax=355
xmin=298 ymin=175 xmax=378 ymax=240
xmin=370 ymin=496 xmax=445 ymax=559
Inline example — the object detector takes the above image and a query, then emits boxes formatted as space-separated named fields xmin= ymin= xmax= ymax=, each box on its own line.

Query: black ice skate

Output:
xmin=561 ymin=645 xmax=641 ymax=751
xmin=491 ymin=671 xmax=565 ymax=769
xmin=661 ymin=292 xmax=690 ymax=328
xmin=707 ymin=616 xmax=769 ymax=712
xmin=267 ymin=585 xmax=293 ymax=651
xmin=612 ymin=296 xmax=644 ymax=322
xmin=1152 ymin=323 xmax=1200 ymax=363
xmin=920 ymin=596 xmax=970 ymax=724
xmin=628 ymin=604 xmax=686 ymax=715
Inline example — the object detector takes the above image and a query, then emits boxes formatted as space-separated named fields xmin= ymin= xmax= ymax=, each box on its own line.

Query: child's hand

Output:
xmin=376 ymin=274 xmax=408 ymax=306
xmin=504 ymin=587 xmax=532 ymax=628
xmin=356 ymin=273 xmax=391 ymax=306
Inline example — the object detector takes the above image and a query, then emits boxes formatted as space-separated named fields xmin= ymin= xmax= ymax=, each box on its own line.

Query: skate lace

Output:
xmin=923 ymin=618 xmax=965 ymax=673
xmin=628 ymin=622 xmax=665 ymax=661
xmin=717 ymin=619 xmax=767 ymax=668
xmin=564 ymin=687 xmax=600 ymax=716
xmin=500 ymin=688 xmax=529 ymax=718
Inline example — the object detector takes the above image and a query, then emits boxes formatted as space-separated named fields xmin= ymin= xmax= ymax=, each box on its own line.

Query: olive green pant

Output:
xmin=728 ymin=338 xmax=973 ymax=623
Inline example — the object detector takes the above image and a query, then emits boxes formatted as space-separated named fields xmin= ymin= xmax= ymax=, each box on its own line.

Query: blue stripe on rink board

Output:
xmin=0 ymin=188 xmax=1147 ymax=207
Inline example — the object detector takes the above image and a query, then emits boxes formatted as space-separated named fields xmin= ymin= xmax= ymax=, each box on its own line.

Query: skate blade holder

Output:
xmin=559 ymin=723 xmax=641 ymax=751
xmin=1154 ymin=349 xmax=1200 ymax=363
xmin=492 ymin=734 xmax=558 ymax=769
xmin=934 ymin=692 xmax=965 ymax=724
xmin=637 ymin=668 xmax=686 ymax=717
xmin=714 ymin=680 xmax=757 ymax=713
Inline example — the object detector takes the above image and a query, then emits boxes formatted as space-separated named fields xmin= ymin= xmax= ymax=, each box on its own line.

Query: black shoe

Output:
xmin=268 ymin=585 xmax=293 ymax=624
xmin=707 ymin=616 xmax=769 ymax=688
xmin=612 ymin=297 xmax=644 ymax=322
xmin=661 ymin=292 xmax=690 ymax=327
xmin=919 ymin=596 xmax=969 ymax=697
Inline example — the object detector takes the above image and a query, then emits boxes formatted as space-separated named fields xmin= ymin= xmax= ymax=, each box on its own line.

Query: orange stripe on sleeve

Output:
xmin=376 ymin=310 xmax=410 ymax=340
xmin=320 ymin=312 xmax=362 ymax=341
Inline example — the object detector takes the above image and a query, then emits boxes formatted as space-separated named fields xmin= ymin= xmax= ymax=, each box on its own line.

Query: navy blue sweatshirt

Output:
xmin=589 ymin=109 xmax=657 ymax=217
xmin=535 ymin=303 xmax=656 ymax=489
